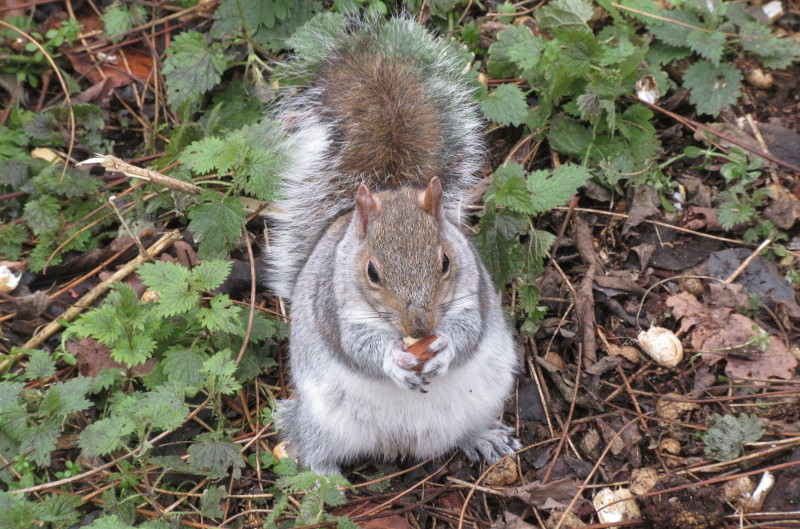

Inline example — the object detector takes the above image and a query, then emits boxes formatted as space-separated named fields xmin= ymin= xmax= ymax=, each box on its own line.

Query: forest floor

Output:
xmin=0 ymin=1 xmax=799 ymax=528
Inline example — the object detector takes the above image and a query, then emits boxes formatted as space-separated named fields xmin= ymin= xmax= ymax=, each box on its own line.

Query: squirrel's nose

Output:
xmin=405 ymin=305 xmax=434 ymax=338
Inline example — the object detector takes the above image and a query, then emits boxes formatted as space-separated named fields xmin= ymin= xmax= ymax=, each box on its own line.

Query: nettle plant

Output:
xmin=620 ymin=0 xmax=800 ymax=116
xmin=467 ymin=0 xmax=799 ymax=328
xmin=683 ymin=145 xmax=786 ymax=247
xmin=0 ymin=260 xmax=290 ymax=526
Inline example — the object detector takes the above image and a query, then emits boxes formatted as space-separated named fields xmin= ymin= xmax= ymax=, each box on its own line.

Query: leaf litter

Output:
xmin=1 ymin=0 xmax=800 ymax=528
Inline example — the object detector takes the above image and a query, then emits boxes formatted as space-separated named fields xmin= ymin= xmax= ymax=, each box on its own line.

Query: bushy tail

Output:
xmin=266 ymin=15 xmax=484 ymax=301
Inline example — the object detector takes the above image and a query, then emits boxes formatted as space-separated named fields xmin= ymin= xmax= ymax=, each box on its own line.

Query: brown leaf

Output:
xmin=68 ymin=337 xmax=156 ymax=377
xmin=492 ymin=512 xmax=538 ymax=529
xmin=332 ymin=503 xmax=411 ymax=529
xmin=764 ymin=200 xmax=800 ymax=230
xmin=705 ymin=283 xmax=750 ymax=309
xmin=503 ymin=477 xmax=582 ymax=508
xmin=666 ymin=293 xmax=797 ymax=380
xmin=623 ymin=185 xmax=660 ymax=233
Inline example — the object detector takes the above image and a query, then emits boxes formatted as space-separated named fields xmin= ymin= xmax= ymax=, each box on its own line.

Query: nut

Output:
xmin=637 ymin=327 xmax=683 ymax=367
xmin=406 ymin=335 xmax=439 ymax=372
xmin=630 ymin=468 xmax=658 ymax=495
xmin=594 ymin=487 xmax=641 ymax=529
xmin=659 ymin=437 xmax=681 ymax=455
xmin=745 ymin=68 xmax=774 ymax=89
xmin=0 ymin=265 xmax=21 ymax=294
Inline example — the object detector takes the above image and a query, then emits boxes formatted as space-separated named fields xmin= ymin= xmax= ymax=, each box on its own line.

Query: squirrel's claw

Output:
xmin=386 ymin=342 xmax=427 ymax=391
xmin=419 ymin=334 xmax=453 ymax=382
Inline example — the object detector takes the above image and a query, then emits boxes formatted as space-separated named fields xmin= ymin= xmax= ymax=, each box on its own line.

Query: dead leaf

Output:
xmin=503 ymin=477 xmax=582 ymax=508
xmin=707 ymin=249 xmax=799 ymax=313
xmin=678 ymin=175 xmax=713 ymax=208
xmin=666 ymin=292 xmax=797 ymax=380
xmin=492 ymin=512 xmax=539 ymax=529
xmin=68 ymin=337 xmax=156 ymax=377
xmin=695 ymin=122 xmax=762 ymax=158
xmin=332 ymin=503 xmax=411 ymax=529
xmin=760 ymin=121 xmax=800 ymax=168
xmin=764 ymin=200 xmax=800 ymax=230
xmin=705 ymin=283 xmax=750 ymax=309
xmin=682 ymin=206 xmax=723 ymax=231
xmin=645 ymin=230 xmax=721 ymax=271
xmin=435 ymin=492 xmax=464 ymax=512
xmin=623 ymin=185 xmax=660 ymax=233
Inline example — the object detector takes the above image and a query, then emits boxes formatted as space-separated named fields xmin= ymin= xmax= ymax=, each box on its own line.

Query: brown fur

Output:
xmin=319 ymin=49 xmax=443 ymax=187
xmin=353 ymin=188 xmax=456 ymax=337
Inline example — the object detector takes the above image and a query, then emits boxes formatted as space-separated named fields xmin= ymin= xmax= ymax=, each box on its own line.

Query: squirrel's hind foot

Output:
xmin=460 ymin=421 xmax=522 ymax=463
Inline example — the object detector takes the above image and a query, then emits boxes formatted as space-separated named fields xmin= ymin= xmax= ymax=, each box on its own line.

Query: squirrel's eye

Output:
xmin=367 ymin=261 xmax=380 ymax=284
xmin=442 ymin=252 xmax=450 ymax=275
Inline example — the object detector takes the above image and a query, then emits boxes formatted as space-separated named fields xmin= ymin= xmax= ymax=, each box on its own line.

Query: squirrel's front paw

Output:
xmin=385 ymin=340 xmax=428 ymax=392
xmin=419 ymin=334 xmax=452 ymax=382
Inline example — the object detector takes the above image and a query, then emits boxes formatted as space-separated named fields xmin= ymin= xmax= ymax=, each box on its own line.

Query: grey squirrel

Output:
xmin=267 ymin=16 xmax=520 ymax=475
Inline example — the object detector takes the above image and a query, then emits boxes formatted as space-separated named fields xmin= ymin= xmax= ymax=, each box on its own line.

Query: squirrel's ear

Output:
xmin=356 ymin=184 xmax=380 ymax=238
xmin=420 ymin=177 xmax=443 ymax=222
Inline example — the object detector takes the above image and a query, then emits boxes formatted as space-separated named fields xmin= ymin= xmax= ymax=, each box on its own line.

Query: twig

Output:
xmin=79 ymin=154 xmax=202 ymax=195
xmin=745 ymin=114 xmax=780 ymax=185
xmin=724 ymin=236 xmax=773 ymax=284
xmin=108 ymin=196 xmax=149 ymax=255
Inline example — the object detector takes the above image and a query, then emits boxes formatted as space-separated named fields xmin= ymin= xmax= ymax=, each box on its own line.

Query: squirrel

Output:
xmin=267 ymin=16 xmax=520 ymax=475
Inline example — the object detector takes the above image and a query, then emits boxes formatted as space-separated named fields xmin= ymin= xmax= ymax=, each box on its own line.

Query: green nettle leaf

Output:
xmin=738 ymin=21 xmax=800 ymax=69
xmin=187 ymin=192 xmax=247 ymax=260
xmin=86 ymin=514 xmax=137 ymax=529
xmin=200 ymin=295 xmax=244 ymax=335
xmin=685 ymin=29 xmax=725 ymax=65
xmin=475 ymin=208 xmax=527 ymax=286
xmin=200 ymin=486 xmax=227 ymax=519
xmin=22 ymin=195 xmax=60 ymax=235
xmin=79 ymin=416 xmax=136 ymax=456
xmin=0 ymin=224 xmax=28 ymax=261
xmin=527 ymin=164 xmax=589 ymax=214
xmin=101 ymin=4 xmax=148 ymax=39
xmin=489 ymin=25 xmax=545 ymax=74
xmin=190 ymin=260 xmax=233 ymax=291
xmin=162 ymin=31 xmax=227 ymax=109
xmin=152 ymin=280 xmax=198 ymax=318
xmin=683 ymin=60 xmax=743 ymax=117
xmin=480 ymin=84 xmax=528 ymax=126
xmin=36 ymin=493 xmax=83 ymax=526
xmin=547 ymin=115 xmax=593 ymax=159
xmin=20 ymin=422 xmax=60 ymax=466
xmin=39 ymin=380 xmax=91 ymax=418
xmin=702 ymin=413 xmax=764 ymax=461
xmin=535 ymin=0 xmax=594 ymax=32
xmin=717 ymin=200 xmax=756 ymax=230
xmin=201 ymin=349 xmax=242 ymax=395
xmin=487 ymin=164 xmax=534 ymax=213
xmin=211 ymin=0 xmax=294 ymax=39
xmin=187 ymin=433 xmax=245 ymax=479
xmin=67 ymin=283 xmax=160 ymax=366
xmin=251 ymin=0 xmax=322 ymax=53
xmin=647 ymin=11 xmax=702 ymax=47
xmin=180 ymin=136 xmax=227 ymax=174
xmin=138 ymin=260 xmax=192 ymax=295
xmin=138 ymin=385 xmax=190 ymax=431
xmin=163 ymin=348 xmax=207 ymax=394
xmin=23 ymin=349 xmax=56 ymax=381
xmin=0 ymin=381 xmax=24 ymax=409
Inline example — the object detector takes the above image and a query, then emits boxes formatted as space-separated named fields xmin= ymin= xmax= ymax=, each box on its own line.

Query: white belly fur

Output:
xmin=299 ymin=324 xmax=516 ymax=461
